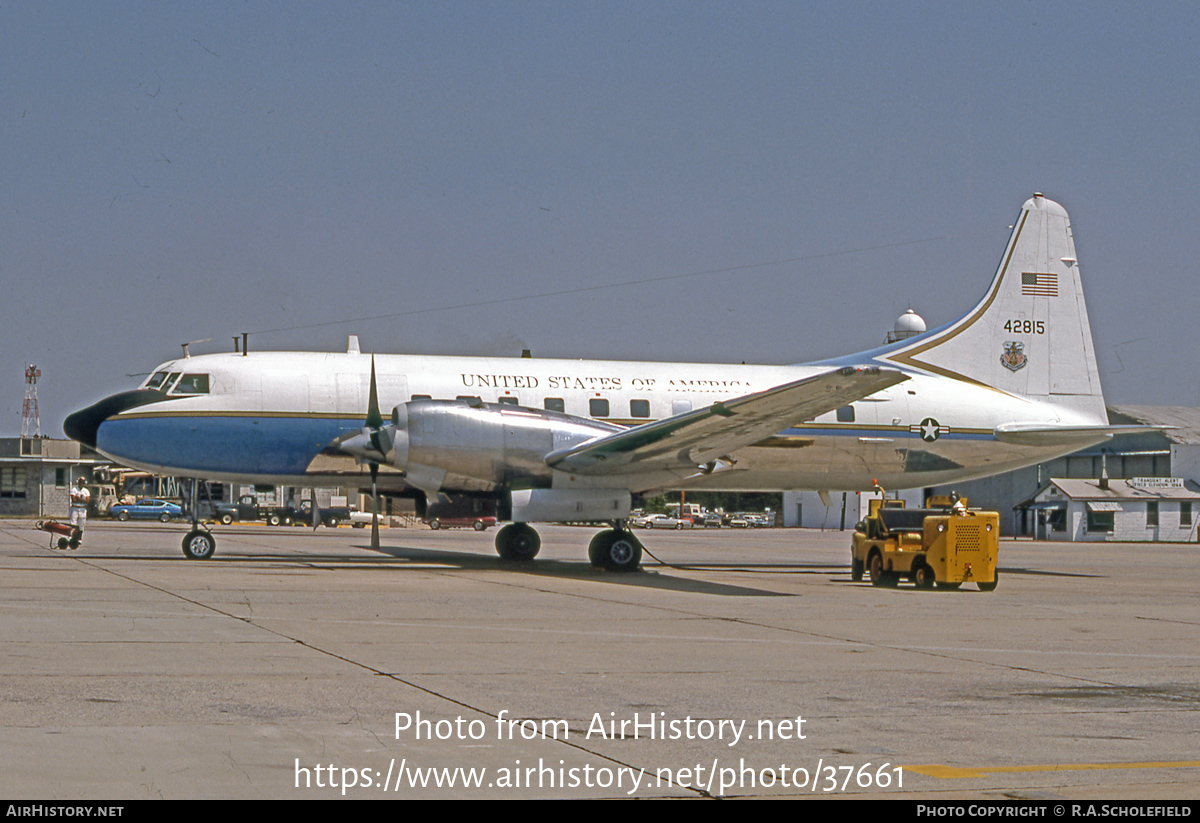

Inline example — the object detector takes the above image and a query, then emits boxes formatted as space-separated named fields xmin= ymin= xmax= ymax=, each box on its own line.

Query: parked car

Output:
xmin=350 ymin=511 xmax=378 ymax=528
xmin=110 ymin=499 xmax=183 ymax=522
xmin=425 ymin=516 xmax=497 ymax=531
xmin=640 ymin=514 xmax=692 ymax=529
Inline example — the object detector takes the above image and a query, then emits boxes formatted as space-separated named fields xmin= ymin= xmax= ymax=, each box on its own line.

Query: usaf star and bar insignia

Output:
xmin=910 ymin=417 xmax=948 ymax=443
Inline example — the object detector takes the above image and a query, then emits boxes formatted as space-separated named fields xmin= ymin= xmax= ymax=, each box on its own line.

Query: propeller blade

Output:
xmin=340 ymin=354 xmax=395 ymax=463
xmin=365 ymin=354 xmax=384 ymax=430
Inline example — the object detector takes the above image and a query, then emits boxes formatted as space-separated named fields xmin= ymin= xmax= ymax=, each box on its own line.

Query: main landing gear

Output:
xmin=493 ymin=522 xmax=644 ymax=572
xmin=494 ymin=523 xmax=541 ymax=561
xmin=587 ymin=528 xmax=642 ymax=572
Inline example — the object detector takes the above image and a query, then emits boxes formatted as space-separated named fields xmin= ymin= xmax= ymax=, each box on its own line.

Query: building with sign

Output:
xmin=0 ymin=437 xmax=109 ymax=519
xmin=1016 ymin=476 xmax=1200 ymax=542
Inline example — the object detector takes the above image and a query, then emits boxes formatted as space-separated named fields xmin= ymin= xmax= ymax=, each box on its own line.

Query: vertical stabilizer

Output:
xmin=881 ymin=194 xmax=1105 ymax=422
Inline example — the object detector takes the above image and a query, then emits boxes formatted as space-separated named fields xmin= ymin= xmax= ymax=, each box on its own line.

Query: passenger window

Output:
xmin=172 ymin=374 xmax=209 ymax=394
xmin=672 ymin=399 xmax=692 ymax=415
xmin=498 ymin=396 xmax=519 ymax=406
xmin=630 ymin=399 xmax=650 ymax=418
xmin=589 ymin=398 xmax=610 ymax=417
xmin=544 ymin=398 xmax=565 ymax=413
xmin=836 ymin=405 xmax=856 ymax=423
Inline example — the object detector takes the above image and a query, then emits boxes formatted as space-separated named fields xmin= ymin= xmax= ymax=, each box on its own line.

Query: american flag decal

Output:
xmin=1021 ymin=271 xmax=1058 ymax=297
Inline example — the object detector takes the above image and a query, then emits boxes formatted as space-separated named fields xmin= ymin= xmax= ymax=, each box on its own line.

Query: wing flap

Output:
xmin=546 ymin=366 xmax=908 ymax=476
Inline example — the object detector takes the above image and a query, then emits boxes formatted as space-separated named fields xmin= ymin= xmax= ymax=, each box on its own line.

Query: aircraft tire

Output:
xmin=588 ymin=532 xmax=607 ymax=567
xmin=601 ymin=530 xmax=641 ymax=572
xmin=496 ymin=523 xmax=539 ymax=561
xmin=182 ymin=529 xmax=216 ymax=560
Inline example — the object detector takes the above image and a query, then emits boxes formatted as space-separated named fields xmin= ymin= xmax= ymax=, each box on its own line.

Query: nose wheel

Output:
xmin=182 ymin=529 xmax=216 ymax=559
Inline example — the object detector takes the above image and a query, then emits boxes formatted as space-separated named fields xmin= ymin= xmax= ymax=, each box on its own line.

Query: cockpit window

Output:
xmin=172 ymin=374 xmax=210 ymax=395
xmin=145 ymin=372 xmax=170 ymax=391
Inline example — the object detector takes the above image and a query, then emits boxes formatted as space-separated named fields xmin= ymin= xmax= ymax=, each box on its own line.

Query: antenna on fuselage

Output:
xmin=180 ymin=339 xmax=210 ymax=359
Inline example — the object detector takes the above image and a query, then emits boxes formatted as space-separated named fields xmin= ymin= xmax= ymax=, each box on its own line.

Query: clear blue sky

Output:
xmin=3 ymin=2 xmax=1197 ymax=435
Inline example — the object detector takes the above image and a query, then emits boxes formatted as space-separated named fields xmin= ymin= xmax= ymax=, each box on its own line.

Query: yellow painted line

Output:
xmin=907 ymin=760 xmax=1200 ymax=779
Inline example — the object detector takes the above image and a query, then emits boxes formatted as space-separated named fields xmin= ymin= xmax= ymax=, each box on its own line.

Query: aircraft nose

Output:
xmin=63 ymin=389 xmax=167 ymax=448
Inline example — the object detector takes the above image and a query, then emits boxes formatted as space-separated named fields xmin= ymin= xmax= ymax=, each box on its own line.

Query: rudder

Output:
xmin=881 ymin=193 xmax=1105 ymax=422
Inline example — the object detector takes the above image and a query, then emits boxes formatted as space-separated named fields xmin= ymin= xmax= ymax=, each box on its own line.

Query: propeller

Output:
xmin=366 ymin=357 xmax=384 ymax=549
xmin=340 ymin=356 xmax=390 ymax=549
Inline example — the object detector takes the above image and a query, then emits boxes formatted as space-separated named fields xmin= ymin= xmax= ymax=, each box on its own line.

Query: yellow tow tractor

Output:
xmin=850 ymin=492 xmax=999 ymax=591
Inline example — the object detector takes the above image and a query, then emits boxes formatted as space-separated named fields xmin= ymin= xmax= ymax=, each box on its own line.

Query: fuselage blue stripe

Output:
xmin=97 ymin=413 xmax=996 ymax=477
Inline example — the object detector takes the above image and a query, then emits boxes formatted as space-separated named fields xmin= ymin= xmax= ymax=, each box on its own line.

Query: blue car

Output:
xmin=110 ymin=499 xmax=183 ymax=523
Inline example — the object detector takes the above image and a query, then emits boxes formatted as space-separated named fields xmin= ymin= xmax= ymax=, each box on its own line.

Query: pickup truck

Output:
xmin=214 ymin=495 xmax=269 ymax=525
xmin=291 ymin=500 xmax=354 ymax=528
xmin=214 ymin=496 xmax=355 ymax=527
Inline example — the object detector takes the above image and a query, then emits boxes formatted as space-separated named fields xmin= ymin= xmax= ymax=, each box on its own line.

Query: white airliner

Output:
xmin=65 ymin=194 xmax=1145 ymax=568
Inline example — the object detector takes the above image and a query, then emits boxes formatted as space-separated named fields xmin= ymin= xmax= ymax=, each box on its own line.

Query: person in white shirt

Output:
xmin=69 ymin=476 xmax=91 ymax=537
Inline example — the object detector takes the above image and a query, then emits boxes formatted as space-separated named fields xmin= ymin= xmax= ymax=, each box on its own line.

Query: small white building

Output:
xmin=1019 ymin=477 xmax=1200 ymax=542
xmin=783 ymin=487 xmax=924 ymax=529
xmin=0 ymin=437 xmax=108 ymax=518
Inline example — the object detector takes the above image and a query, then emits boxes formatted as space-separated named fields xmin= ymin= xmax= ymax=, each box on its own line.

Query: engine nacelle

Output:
xmin=509 ymin=488 xmax=631 ymax=523
xmin=382 ymin=399 xmax=621 ymax=493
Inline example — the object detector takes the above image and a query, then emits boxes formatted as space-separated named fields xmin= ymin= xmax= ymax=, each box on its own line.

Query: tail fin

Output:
xmin=881 ymin=193 xmax=1106 ymax=422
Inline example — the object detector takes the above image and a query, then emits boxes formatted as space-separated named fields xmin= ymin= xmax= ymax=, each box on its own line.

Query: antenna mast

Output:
xmin=21 ymin=364 xmax=41 ymax=439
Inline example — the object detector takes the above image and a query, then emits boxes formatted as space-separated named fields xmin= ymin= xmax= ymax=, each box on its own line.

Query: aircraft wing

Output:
xmin=545 ymin=366 xmax=908 ymax=476
xmin=992 ymin=422 xmax=1173 ymax=447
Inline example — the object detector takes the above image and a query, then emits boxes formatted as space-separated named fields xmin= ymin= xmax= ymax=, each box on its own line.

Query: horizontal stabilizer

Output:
xmin=546 ymin=366 xmax=908 ymax=476
xmin=992 ymin=422 xmax=1171 ymax=447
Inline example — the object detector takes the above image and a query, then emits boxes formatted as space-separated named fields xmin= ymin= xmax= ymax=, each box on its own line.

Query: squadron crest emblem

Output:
xmin=1001 ymin=340 xmax=1027 ymax=372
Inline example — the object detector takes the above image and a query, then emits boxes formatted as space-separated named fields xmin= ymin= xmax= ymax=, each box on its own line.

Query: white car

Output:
xmin=641 ymin=514 xmax=693 ymax=530
xmin=350 ymin=511 xmax=384 ymax=528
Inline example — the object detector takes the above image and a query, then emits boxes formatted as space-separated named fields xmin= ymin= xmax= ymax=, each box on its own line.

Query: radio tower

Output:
xmin=21 ymin=365 xmax=41 ymax=439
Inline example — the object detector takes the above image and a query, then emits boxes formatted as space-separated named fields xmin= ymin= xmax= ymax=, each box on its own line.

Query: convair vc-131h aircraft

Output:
xmin=66 ymin=194 xmax=1140 ymax=568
